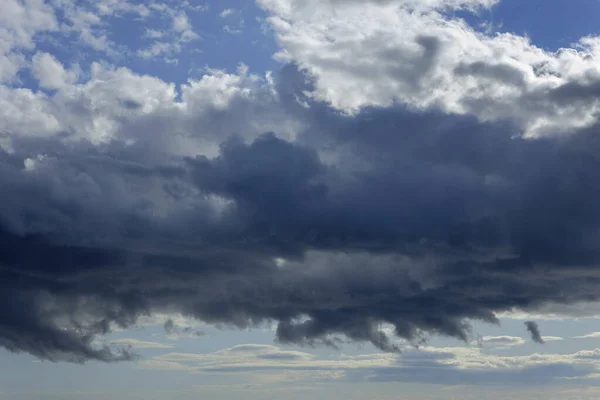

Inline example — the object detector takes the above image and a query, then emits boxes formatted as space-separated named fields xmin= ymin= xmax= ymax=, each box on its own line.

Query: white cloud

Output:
xmin=258 ymin=0 xmax=600 ymax=137
xmin=473 ymin=335 xmax=561 ymax=347
xmin=138 ymin=342 xmax=600 ymax=386
xmin=184 ymin=1 xmax=209 ymax=12
xmin=139 ymin=344 xmax=397 ymax=374
xmin=137 ymin=41 xmax=182 ymax=59
xmin=219 ymin=8 xmax=244 ymax=34
xmin=172 ymin=11 xmax=194 ymax=34
xmin=223 ymin=23 xmax=244 ymax=35
xmin=144 ymin=28 xmax=165 ymax=39
xmin=0 ymin=0 xmax=57 ymax=82
xmin=0 ymin=55 xmax=295 ymax=166
xmin=95 ymin=0 xmax=151 ymax=18
xmin=542 ymin=336 xmax=564 ymax=342
xmin=220 ymin=8 xmax=236 ymax=18
xmin=136 ymin=9 xmax=199 ymax=61
xmin=0 ymin=86 xmax=62 ymax=138
xmin=477 ymin=336 xmax=526 ymax=348
xmin=0 ymin=0 xmax=57 ymax=49
xmin=258 ymin=0 xmax=498 ymax=18
xmin=51 ymin=0 xmax=114 ymax=52
xmin=31 ymin=52 xmax=78 ymax=90
xmin=496 ymin=302 xmax=600 ymax=320
xmin=574 ymin=332 xmax=600 ymax=339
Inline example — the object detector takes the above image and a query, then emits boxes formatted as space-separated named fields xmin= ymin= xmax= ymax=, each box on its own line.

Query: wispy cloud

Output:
xmin=138 ymin=343 xmax=600 ymax=386
xmin=103 ymin=339 xmax=173 ymax=349
xmin=220 ymin=8 xmax=236 ymax=18
xmin=574 ymin=333 xmax=600 ymax=339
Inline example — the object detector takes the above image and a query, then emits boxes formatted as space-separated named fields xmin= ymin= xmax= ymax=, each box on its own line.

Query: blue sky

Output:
xmin=454 ymin=0 xmax=600 ymax=50
xmin=6 ymin=0 xmax=600 ymax=399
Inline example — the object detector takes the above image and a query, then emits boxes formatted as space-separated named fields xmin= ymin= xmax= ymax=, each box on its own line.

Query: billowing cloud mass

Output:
xmin=5 ymin=0 xmax=600 ymax=363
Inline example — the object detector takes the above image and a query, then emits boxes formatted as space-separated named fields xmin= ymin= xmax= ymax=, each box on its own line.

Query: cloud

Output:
xmin=220 ymin=8 xmax=236 ymax=18
xmin=574 ymin=333 xmax=600 ymax=340
xmin=136 ymin=9 xmax=200 ymax=61
xmin=575 ymin=349 xmax=600 ymax=360
xmin=5 ymin=62 xmax=600 ymax=361
xmin=223 ymin=24 xmax=244 ymax=35
xmin=31 ymin=52 xmax=78 ymax=90
xmin=219 ymin=8 xmax=244 ymax=34
xmin=542 ymin=336 xmax=564 ymax=342
xmin=4 ymin=64 xmax=600 ymax=359
xmin=0 ymin=0 xmax=57 ymax=82
xmin=163 ymin=319 xmax=206 ymax=340
xmin=6 ymin=0 xmax=600 ymax=367
xmin=2 ymin=0 xmax=202 ymax=63
xmin=104 ymin=338 xmax=173 ymax=349
xmin=475 ymin=334 xmax=561 ymax=348
xmin=525 ymin=322 xmax=545 ymax=344
xmin=259 ymin=0 xmax=600 ymax=136
xmin=143 ymin=29 xmax=165 ymax=39
xmin=478 ymin=336 xmax=526 ymax=348
xmin=138 ymin=343 xmax=600 ymax=386
xmin=496 ymin=303 xmax=600 ymax=321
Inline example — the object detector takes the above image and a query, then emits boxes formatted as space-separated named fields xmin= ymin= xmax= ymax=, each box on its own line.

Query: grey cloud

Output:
xmin=546 ymin=80 xmax=600 ymax=105
xmin=454 ymin=61 xmax=526 ymax=87
xmin=4 ymin=65 xmax=600 ymax=362
xmin=182 ymin=327 xmax=206 ymax=337
xmin=164 ymin=319 xmax=176 ymax=334
xmin=525 ymin=321 xmax=544 ymax=344
xmin=164 ymin=319 xmax=205 ymax=338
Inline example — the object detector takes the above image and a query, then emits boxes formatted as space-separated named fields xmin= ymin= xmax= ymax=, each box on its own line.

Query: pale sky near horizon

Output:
xmin=5 ymin=0 xmax=600 ymax=399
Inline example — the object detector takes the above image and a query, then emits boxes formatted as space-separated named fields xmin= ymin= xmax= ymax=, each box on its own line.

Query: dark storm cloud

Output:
xmin=4 ymin=64 xmax=600 ymax=361
xmin=525 ymin=321 xmax=544 ymax=344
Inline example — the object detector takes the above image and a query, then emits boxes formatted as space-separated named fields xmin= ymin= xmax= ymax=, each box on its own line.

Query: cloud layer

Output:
xmin=138 ymin=342 xmax=600 ymax=386
xmin=4 ymin=0 xmax=600 ymax=364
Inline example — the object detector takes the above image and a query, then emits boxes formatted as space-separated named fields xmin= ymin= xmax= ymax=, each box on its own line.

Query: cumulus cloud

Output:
xmin=5 ymin=0 xmax=600 ymax=365
xmin=259 ymin=0 xmax=600 ymax=136
xmin=0 ymin=0 xmax=57 ymax=82
xmin=31 ymin=52 xmax=78 ymax=90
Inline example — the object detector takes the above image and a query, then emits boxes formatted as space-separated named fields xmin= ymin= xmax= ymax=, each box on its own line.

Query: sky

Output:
xmin=7 ymin=0 xmax=600 ymax=399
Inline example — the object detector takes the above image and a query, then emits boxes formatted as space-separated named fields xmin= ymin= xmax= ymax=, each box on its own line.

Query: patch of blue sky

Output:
xmin=453 ymin=0 xmax=600 ymax=51
xmin=15 ymin=0 xmax=279 ymax=94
